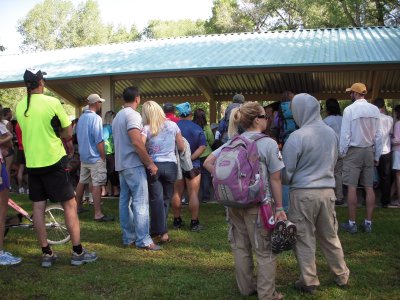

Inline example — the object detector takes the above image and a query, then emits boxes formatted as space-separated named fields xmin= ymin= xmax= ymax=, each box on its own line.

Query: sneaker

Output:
xmin=340 ymin=222 xmax=357 ymax=234
xmin=18 ymin=187 xmax=24 ymax=194
xmin=335 ymin=199 xmax=345 ymax=205
xmin=294 ymin=280 xmax=317 ymax=295
xmin=41 ymin=252 xmax=58 ymax=268
xmin=173 ymin=217 xmax=183 ymax=229
xmin=137 ymin=243 xmax=162 ymax=251
xmin=0 ymin=251 xmax=22 ymax=266
xmin=361 ymin=222 xmax=372 ymax=233
xmin=190 ymin=222 xmax=204 ymax=232
xmin=181 ymin=197 xmax=189 ymax=205
xmin=388 ymin=200 xmax=400 ymax=208
xmin=71 ymin=248 xmax=98 ymax=266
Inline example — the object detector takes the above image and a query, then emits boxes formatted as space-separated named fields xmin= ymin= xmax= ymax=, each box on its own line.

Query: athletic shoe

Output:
xmin=294 ymin=280 xmax=317 ymax=295
xmin=71 ymin=248 xmax=98 ymax=266
xmin=0 ymin=251 xmax=22 ymax=266
xmin=335 ymin=199 xmax=345 ymax=205
xmin=282 ymin=221 xmax=297 ymax=251
xmin=41 ymin=252 xmax=58 ymax=268
xmin=271 ymin=220 xmax=286 ymax=254
xmin=340 ymin=222 xmax=357 ymax=234
xmin=137 ymin=243 xmax=162 ymax=251
xmin=173 ymin=217 xmax=184 ymax=229
xmin=190 ymin=222 xmax=204 ymax=232
xmin=361 ymin=223 xmax=372 ymax=233
xmin=18 ymin=187 xmax=25 ymax=194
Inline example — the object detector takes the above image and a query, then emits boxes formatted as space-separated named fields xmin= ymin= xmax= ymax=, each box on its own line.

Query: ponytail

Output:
xmin=24 ymin=81 xmax=39 ymax=117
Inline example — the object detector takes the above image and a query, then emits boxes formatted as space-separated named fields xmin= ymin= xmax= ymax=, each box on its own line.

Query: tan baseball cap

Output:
xmin=87 ymin=94 xmax=105 ymax=104
xmin=346 ymin=83 xmax=367 ymax=95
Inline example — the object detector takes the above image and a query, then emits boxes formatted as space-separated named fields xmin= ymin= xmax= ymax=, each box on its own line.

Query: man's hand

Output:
xmin=147 ymin=163 xmax=158 ymax=176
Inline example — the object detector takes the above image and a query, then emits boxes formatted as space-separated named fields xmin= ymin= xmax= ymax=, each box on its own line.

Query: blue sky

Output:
xmin=0 ymin=0 xmax=214 ymax=53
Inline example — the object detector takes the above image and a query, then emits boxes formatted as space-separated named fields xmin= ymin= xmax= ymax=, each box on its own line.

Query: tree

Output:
xmin=17 ymin=0 xmax=141 ymax=51
xmin=205 ymin=0 xmax=400 ymax=34
xmin=205 ymin=0 xmax=253 ymax=33
xmin=142 ymin=19 xmax=207 ymax=39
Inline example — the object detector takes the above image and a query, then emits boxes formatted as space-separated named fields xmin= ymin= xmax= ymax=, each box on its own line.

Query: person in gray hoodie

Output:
xmin=282 ymin=93 xmax=349 ymax=294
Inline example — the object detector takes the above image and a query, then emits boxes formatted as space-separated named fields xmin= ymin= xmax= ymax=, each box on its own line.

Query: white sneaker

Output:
xmin=18 ymin=187 xmax=24 ymax=194
xmin=0 ymin=251 xmax=22 ymax=266
xmin=26 ymin=188 xmax=29 ymax=195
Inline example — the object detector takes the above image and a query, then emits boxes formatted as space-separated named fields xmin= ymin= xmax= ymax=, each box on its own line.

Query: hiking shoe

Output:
xmin=361 ymin=223 xmax=372 ymax=233
xmin=71 ymin=248 xmax=98 ymax=266
xmin=173 ymin=217 xmax=184 ymax=229
xmin=190 ymin=222 xmax=204 ymax=232
xmin=282 ymin=221 xmax=297 ymax=251
xmin=41 ymin=252 xmax=58 ymax=268
xmin=335 ymin=199 xmax=345 ymax=205
xmin=271 ymin=220 xmax=286 ymax=254
xmin=0 ymin=251 xmax=22 ymax=266
xmin=340 ymin=222 xmax=357 ymax=234
xmin=294 ymin=280 xmax=317 ymax=295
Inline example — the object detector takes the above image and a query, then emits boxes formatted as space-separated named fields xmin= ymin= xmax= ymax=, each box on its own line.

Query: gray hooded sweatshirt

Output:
xmin=282 ymin=93 xmax=337 ymax=190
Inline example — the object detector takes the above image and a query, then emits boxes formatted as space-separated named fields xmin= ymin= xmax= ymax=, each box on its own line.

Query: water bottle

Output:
xmin=260 ymin=198 xmax=275 ymax=231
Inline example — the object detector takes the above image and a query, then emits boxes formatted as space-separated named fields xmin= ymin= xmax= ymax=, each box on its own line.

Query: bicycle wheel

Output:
xmin=45 ymin=204 xmax=71 ymax=245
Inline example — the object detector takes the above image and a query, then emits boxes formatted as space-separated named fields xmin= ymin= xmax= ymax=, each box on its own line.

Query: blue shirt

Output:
xmin=76 ymin=110 xmax=103 ymax=164
xmin=177 ymin=120 xmax=206 ymax=168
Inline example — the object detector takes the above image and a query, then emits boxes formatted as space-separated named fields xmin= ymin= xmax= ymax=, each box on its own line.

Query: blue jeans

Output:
xmin=200 ymin=157 xmax=212 ymax=201
xmin=148 ymin=162 xmax=177 ymax=235
xmin=119 ymin=166 xmax=153 ymax=247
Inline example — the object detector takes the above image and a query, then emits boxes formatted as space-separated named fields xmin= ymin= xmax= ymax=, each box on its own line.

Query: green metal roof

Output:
xmin=0 ymin=26 xmax=399 ymax=84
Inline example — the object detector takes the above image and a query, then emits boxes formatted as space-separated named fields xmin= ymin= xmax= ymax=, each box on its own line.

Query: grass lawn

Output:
xmin=1 ymin=193 xmax=400 ymax=300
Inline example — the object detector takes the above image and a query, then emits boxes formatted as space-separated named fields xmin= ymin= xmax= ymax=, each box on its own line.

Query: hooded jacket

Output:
xmin=282 ymin=93 xmax=337 ymax=190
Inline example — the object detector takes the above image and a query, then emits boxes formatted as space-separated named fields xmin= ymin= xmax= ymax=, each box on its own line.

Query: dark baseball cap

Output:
xmin=23 ymin=69 xmax=47 ymax=83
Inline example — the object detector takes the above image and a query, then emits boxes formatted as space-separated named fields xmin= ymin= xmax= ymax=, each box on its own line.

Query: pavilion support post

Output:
xmin=99 ymin=76 xmax=114 ymax=118
xmin=210 ymin=98 xmax=217 ymax=124
xmin=370 ymin=71 xmax=383 ymax=102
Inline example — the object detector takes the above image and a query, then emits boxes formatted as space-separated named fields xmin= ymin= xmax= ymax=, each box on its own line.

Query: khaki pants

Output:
xmin=289 ymin=189 xmax=349 ymax=287
xmin=227 ymin=206 xmax=281 ymax=300
xmin=334 ymin=157 xmax=344 ymax=201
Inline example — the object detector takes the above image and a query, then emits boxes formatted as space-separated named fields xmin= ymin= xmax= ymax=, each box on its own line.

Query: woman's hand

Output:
xmin=275 ymin=209 xmax=287 ymax=222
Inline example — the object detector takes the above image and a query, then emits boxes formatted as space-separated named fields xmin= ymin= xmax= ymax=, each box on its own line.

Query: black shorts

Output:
xmin=27 ymin=156 xmax=75 ymax=203
xmin=16 ymin=149 xmax=26 ymax=165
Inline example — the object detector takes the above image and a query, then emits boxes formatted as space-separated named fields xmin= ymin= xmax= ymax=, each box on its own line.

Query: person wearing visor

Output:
xmin=339 ymin=83 xmax=382 ymax=234
xmin=16 ymin=69 xmax=97 ymax=267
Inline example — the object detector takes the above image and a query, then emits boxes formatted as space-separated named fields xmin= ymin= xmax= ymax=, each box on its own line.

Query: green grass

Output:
xmin=1 ymin=193 xmax=400 ymax=300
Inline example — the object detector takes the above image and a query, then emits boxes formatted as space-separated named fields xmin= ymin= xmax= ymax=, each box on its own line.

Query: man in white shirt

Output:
xmin=373 ymin=98 xmax=393 ymax=208
xmin=339 ymin=83 xmax=382 ymax=234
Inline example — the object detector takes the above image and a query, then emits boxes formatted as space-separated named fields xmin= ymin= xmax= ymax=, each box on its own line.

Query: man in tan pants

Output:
xmin=282 ymin=93 xmax=349 ymax=294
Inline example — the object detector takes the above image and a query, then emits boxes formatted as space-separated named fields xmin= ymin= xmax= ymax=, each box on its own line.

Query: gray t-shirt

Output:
xmin=112 ymin=107 xmax=144 ymax=171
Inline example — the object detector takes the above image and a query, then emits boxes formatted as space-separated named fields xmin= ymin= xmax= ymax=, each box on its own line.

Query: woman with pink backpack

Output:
xmin=204 ymin=101 xmax=287 ymax=300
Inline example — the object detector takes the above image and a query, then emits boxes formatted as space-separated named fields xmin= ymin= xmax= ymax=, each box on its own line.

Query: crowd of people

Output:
xmin=0 ymin=70 xmax=397 ymax=299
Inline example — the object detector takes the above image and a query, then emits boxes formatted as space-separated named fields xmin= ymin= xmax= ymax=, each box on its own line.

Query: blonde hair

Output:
xmin=231 ymin=102 xmax=263 ymax=131
xmin=103 ymin=110 xmax=115 ymax=125
xmin=141 ymin=100 xmax=166 ymax=136
xmin=227 ymin=107 xmax=239 ymax=139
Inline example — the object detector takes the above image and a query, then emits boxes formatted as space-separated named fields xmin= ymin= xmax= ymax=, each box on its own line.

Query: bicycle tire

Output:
xmin=45 ymin=204 xmax=71 ymax=245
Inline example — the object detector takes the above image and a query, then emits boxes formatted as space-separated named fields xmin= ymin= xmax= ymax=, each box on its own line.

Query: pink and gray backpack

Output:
xmin=212 ymin=134 xmax=266 ymax=208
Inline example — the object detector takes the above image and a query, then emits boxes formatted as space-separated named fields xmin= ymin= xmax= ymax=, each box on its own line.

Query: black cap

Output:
xmin=23 ymin=69 xmax=47 ymax=84
xmin=163 ymin=102 xmax=175 ymax=113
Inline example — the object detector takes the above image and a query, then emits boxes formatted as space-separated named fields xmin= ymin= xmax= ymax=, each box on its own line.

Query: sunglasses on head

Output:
xmin=257 ymin=114 xmax=270 ymax=119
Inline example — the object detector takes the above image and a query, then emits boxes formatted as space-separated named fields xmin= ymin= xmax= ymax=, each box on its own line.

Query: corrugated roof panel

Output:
xmin=1 ymin=27 xmax=399 ymax=84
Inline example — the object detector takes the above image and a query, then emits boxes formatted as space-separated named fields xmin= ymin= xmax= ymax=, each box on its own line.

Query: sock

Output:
xmin=348 ymin=220 xmax=356 ymax=226
xmin=42 ymin=245 xmax=53 ymax=255
xmin=364 ymin=220 xmax=372 ymax=225
xmin=73 ymin=244 xmax=83 ymax=255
